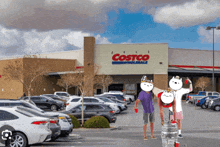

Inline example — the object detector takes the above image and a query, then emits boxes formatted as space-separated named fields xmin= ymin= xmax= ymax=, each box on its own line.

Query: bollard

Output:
xmin=161 ymin=121 xmax=178 ymax=147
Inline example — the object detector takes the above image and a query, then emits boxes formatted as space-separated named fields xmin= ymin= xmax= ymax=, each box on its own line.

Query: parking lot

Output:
xmin=27 ymin=100 xmax=220 ymax=147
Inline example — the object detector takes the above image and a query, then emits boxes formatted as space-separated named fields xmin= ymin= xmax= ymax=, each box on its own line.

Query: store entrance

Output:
xmin=108 ymin=84 xmax=124 ymax=92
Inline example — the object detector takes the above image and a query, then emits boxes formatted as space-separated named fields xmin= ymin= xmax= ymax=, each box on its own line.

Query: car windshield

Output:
xmin=42 ymin=96 xmax=54 ymax=101
xmin=15 ymin=109 xmax=35 ymax=117
xmin=17 ymin=106 xmax=43 ymax=116
xmin=98 ymin=97 xmax=113 ymax=103
xmin=22 ymin=101 xmax=45 ymax=113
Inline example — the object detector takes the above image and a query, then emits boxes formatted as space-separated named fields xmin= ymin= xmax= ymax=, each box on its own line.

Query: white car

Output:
xmin=0 ymin=107 xmax=51 ymax=147
xmin=108 ymin=91 xmax=135 ymax=102
xmin=97 ymin=97 xmax=127 ymax=113
xmin=54 ymin=91 xmax=80 ymax=99
xmin=0 ymin=99 xmax=73 ymax=137
xmin=66 ymin=97 xmax=120 ymax=113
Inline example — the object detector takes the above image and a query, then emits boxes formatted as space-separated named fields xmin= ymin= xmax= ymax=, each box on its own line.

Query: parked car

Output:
xmin=96 ymin=96 xmax=127 ymax=112
xmin=66 ymin=97 xmax=120 ymax=113
xmin=21 ymin=95 xmax=65 ymax=111
xmin=54 ymin=91 xmax=79 ymax=99
xmin=0 ymin=107 xmax=51 ymax=147
xmin=187 ymin=91 xmax=220 ymax=104
xmin=62 ymin=103 xmax=117 ymax=123
xmin=204 ymin=96 xmax=220 ymax=109
xmin=107 ymin=91 xmax=135 ymax=102
xmin=41 ymin=94 xmax=67 ymax=105
xmin=208 ymin=98 xmax=220 ymax=111
xmin=96 ymin=94 xmax=126 ymax=102
xmin=0 ymin=99 xmax=73 ymax=137
xmin=195 ymin=96 xmax=219 ymax=108
xmin=16 ymin=106 xmax=61 ymax=141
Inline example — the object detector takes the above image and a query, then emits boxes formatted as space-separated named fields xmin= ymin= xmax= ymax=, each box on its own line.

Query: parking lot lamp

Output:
xmin=205 ymin=26 xmax=220 ymax=91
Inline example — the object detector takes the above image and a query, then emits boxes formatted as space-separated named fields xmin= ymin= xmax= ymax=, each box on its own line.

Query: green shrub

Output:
xmin=83 ymin=116 xmax=110 ymax=128
xmin=68 ymin=115 xmax=81 ymax=128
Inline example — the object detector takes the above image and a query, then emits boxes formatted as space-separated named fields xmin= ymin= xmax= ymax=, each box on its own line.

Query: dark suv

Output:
xmin=22 ymin=96 xmax=64 ymax=111
xmin=209 ymin=98 xmax=220 ymax=111
xmin=62 ymin=103 xmax=117 ymax=123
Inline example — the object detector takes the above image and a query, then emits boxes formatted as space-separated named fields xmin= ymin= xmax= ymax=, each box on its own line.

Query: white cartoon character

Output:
xmin=140 ymin=76 xmax=154 ymax=92
xmin=161 ymin=90 xmax=174 ymax=105
xmin=169 ymin=76 xmax=193 ymax=138
xmin=169 ymin=77 xmax=183 ymax=90
xmin=134 ymin=76 xmax=156 ymax=140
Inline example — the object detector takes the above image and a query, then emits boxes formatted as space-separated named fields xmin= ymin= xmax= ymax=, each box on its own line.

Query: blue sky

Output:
xmin=101 ymin=9 xmax=220 ymax=50
xmin=1 ymin=0 xmax=220 ymax=58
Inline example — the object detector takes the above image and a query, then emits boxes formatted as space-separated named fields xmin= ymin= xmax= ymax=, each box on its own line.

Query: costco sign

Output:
xmin=112 ymin=54 xmax=150 ymax=64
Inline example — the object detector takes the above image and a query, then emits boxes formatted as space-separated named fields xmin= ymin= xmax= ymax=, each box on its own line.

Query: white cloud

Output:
xmin=0 ymin=25 xmax=111 ymax=59
xmin=121 ymin=39 xmax=132 ymax=44
xmin=95 ymin=34 xmax=112 ymax=44
xmin=152 ymin=0 xmax=220 ymax=28
xmin=62 ymin=31 xmax=92 ymax=48
xmin=198 ymin=26 xmax=220 ymax=43
xmin=0 ymin=0 xmax=192 ymax=31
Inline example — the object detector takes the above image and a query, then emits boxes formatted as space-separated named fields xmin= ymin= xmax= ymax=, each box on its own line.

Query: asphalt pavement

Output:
xmin=30 ymin=101 xmax=220 ymax=147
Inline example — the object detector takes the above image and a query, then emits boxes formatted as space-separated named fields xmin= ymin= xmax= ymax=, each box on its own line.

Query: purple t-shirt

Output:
xmin=138 ymin=91 xmax=154 ymax=113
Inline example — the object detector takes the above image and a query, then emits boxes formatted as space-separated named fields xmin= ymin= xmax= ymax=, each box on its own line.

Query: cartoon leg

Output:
xmin=177 ymin=119 xmax=181 ymax=130
xmin=150 ymin=123 xmax=154 ymax=137
xmin=143 ymin=124 xmax=147 ymax=138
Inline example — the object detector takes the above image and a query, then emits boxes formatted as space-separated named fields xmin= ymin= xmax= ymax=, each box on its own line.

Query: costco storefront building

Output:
xmin=1 ymin=36 xmax=220 ymax=99
xmin=39 ymin=37 xmax=220 ymax=96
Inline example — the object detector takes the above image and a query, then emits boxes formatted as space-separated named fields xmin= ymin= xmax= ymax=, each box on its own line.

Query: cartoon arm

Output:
xmin=172 ymin=100 xmax=177 ymax=122
xmin=152 ymin=87 xmax=164 ymax=97
xmin=188 ymin=78 xmax=193 ymax=92
xmin=157 ymin=95 xmax=164 ymax=125
xmin=182 ymin=78 xmax=193 ymax=94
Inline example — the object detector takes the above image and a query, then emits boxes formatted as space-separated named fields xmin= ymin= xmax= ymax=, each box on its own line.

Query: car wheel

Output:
xmin=51 ymin=105 xmax=57 ymax=111
xmin=118 ymin=106 xmax=122 ymax=111
xmin=201 ymin=104 xmax=207 ymax=109
xmin=214 ymin=106 xmax=220 ymax=111
xmin=9 ymin=132 xmax=27 ymax=147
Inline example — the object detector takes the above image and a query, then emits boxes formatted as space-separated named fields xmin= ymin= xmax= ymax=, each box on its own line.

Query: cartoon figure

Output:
xmin=169 ymin=76 xmax=193 ymax=138
xmin=134 ymin=76 xmax=156 ymax=140
xmin=157 ymin=89 xmax=177 ymax=125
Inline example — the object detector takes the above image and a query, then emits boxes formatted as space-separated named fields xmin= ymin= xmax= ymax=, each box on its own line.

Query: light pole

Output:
xmin=205 ymin=26 xmax=220 ymax=91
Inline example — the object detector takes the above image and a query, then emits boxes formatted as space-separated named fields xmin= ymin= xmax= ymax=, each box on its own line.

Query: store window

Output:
xmin=96 ymin=89 xmax=102 ymax=94
xmin=108 ymin=84 xmax=124 ymax=92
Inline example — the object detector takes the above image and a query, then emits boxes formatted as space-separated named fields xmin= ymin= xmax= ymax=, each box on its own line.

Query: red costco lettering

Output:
xmin=142 ymin=55 xmax=149 ymax=61
xmin=112 ymin=54 xmax=120 ymax=61
xmin=112 ymin=54 xmax=150 ymax=61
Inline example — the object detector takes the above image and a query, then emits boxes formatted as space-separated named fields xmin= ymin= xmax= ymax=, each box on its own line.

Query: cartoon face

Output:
xmin=169 ymin=76 xmax=183 ymax=90
xmin=140 ymin=82 xmax=154 ymax=92
xmin=161 ymin=91 xmax=174 ymax=104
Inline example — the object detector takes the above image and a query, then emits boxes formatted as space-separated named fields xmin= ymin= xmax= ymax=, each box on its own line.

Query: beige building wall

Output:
xmin=169 ymin=48 xmax=220 ymax=66
xmin=0 ymin=58 xmax=24 ymax=99
xmin=34 ymin=50 xmax=84 ymax=66
xmin=95 ymin=44 xmax=168 ymax=75
xmin=0 ymin=58 xmax=77 ymax=99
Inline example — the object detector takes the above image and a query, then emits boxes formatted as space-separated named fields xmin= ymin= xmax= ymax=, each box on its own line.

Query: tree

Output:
xmin=94 ymin=75 xmax=113 ymax=92
xmin=195 ymin=76 xmax=211 ymax=91
xmin=57 ymin=74 xmax=75 ymax=92
xmin=3 ymin=59 xmax=50 ymax=102
xmin=68 ymin=65 xmax=101 ymax=126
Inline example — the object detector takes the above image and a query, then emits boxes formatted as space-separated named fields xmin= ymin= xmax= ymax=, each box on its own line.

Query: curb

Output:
xmin=73 ymin=126 xmax=120 ymax=131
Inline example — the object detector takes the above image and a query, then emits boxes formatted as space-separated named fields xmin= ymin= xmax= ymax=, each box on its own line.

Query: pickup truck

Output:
xmin=187 ymin=91 xmax=220 ymax=104
xmin=104 ymin=91 xmax=135 ymax=103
